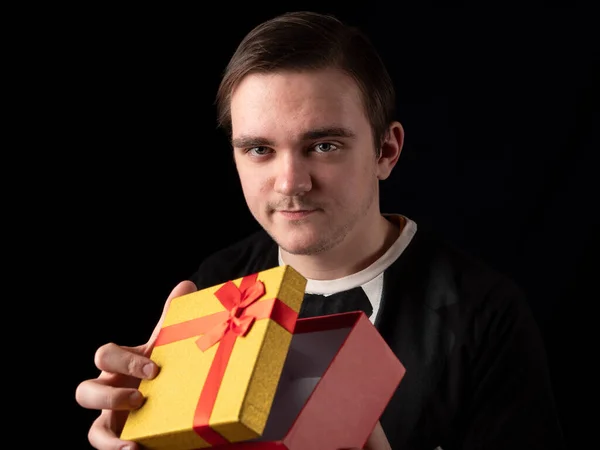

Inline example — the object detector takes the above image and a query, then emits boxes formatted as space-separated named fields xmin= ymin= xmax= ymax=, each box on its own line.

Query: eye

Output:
xmin=247 ymin=146 xmax=272 ymax=156
xmin=313 ymin=143 xmax=338 ymax=153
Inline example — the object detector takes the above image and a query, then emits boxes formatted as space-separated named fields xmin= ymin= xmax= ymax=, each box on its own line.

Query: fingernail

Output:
xmin=143 ymin=363 xmax=155 ymax=378
xmin=129 ymin=391 xmax=144 ymax=407
xmin=121 ymin=446 xmax=131 ymax=450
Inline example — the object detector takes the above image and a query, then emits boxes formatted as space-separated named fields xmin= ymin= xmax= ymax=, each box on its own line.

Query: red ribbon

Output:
xmin=154 ymin=272 xmax=298 ymax=446
xmin=195 ymin=274 xmax=265 ymax=352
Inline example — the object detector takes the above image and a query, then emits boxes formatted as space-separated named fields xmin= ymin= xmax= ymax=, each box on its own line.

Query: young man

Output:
xmin=75 ymin=11 xmax=565 ymax=450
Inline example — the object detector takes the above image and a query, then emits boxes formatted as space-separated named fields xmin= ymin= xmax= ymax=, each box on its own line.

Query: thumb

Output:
xmin=145 ymin=280 xmax=198 ymax=353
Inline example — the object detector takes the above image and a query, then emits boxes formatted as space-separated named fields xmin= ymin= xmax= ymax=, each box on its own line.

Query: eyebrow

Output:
xmin=231 ymin=126 xmax=356 ymax=148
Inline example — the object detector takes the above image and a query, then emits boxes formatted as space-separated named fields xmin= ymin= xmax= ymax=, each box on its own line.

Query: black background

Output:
xmin=25 ymin=5 xmax=596 ymax=449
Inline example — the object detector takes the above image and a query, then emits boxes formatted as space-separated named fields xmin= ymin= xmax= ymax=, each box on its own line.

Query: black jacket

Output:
xmin=189 ymin=225 xmax=565 ymax=450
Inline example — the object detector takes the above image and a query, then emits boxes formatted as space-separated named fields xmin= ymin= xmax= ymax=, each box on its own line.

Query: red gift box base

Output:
xmin=209 ymin=311 xmax=406 ymax=450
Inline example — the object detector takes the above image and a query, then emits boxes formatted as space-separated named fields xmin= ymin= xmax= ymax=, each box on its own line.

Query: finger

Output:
xmin=76 ymin=378 xmax=146 ymax=411
xmin=364 ymin=421 xmax=391 ymax=450
xmin=94 ymin=342 xmax=158 ymax=380
xmin=97 ymin=281 xmax=198 ymax=380
xmin=88 ymin=410 xmax=140 ymax=450
xmin=146 ymin=280 xmax=197 ymax=350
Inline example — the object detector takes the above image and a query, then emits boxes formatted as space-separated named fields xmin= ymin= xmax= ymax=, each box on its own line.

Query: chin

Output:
xmin=266 ymin=226 xmax=312 ymax=254
xmin=271 ymin=227 xmax=340 ymax=256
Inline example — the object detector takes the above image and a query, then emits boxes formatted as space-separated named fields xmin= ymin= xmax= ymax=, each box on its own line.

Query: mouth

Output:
xmin=276 ymin=209 xmax=317 ymax=220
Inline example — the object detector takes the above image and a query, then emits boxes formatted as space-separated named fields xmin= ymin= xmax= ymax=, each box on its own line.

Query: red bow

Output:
xmin=196 ymin=278 xmax=266 ymax=352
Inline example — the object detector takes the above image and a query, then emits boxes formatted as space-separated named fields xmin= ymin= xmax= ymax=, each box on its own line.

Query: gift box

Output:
xmin=220 ymin=310 xmax=406 ymax=450
xmin=120 ymin=265 xmax=307 ymax=449
xmin=121 ymin=265 xmax=406 ymax=450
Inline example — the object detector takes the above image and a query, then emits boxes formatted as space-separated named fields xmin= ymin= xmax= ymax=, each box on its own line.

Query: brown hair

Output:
xmin=215 ymin=11 xmax=396 ymax=154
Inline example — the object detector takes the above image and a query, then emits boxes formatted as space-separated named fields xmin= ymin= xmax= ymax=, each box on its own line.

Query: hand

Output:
xmin=75 ymin=280 xmax=198 ymax=450
xmin=342 ymin=421 xmax=392 ymax=450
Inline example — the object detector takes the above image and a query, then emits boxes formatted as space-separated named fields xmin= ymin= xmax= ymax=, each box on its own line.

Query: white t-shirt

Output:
xmin=278 ymin=214 xmax=417 ymax=324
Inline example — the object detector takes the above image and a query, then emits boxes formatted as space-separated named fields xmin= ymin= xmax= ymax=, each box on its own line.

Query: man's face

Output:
xmin=230 ymin=68 xmax=381 ymax=255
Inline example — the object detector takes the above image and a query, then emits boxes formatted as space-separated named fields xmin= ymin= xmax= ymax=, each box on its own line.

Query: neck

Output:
xmin=280 ymin=214 xmax=401 ymax=281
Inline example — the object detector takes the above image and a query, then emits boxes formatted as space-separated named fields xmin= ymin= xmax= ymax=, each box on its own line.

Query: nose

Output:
xmin=273 ymin=153 xmax=312 ymax=196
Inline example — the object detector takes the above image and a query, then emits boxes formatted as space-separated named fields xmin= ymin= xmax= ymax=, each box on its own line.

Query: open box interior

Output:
xmin=251 ymin=326 xmax=352 ymax=441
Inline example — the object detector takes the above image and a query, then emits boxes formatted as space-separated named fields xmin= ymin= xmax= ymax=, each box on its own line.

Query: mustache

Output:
xmin=268 ymin=198 xmax=321 ymax=211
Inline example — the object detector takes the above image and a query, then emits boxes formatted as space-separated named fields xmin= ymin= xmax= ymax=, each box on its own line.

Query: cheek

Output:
xmin=238 ymin=166 xmax=269 ymax=204
xmin=343 ymin=170 xmax=376 ymax=208
xmin=315 ymin=169 xmax=354 ymax=206
xmin=323 ymin=162 xmax=372 ymax=197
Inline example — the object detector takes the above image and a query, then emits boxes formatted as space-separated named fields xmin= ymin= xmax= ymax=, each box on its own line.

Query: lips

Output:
xmin=277 ymin=209 xmax=316 ymax=219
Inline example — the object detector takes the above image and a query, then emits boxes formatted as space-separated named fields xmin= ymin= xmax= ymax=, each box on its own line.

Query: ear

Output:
xmin=376 ymin=121 xmax=404 ymax=180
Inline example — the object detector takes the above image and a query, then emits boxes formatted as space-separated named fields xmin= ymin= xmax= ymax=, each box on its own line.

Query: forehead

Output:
xmin=230 ymin=69 xmax=368 ymax=138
